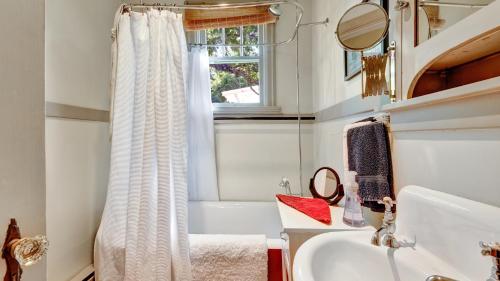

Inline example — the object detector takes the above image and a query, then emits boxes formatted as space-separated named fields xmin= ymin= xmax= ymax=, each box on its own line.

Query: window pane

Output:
xmin=210 ymin=62 xmax=260 ymax=104
xmin=224 ymin=27 xmax=241 ymax=56
xmin=243 ymin=25 xmax=259 ymax=56
xmin=207 ymin=28 xmax=223 ymax=57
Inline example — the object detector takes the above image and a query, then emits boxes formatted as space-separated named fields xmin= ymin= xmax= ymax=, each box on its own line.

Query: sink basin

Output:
xmin=293 ymin=186 xmax=500 ymax=281
xmin=293 ymin=231 xmax=466 ymax=281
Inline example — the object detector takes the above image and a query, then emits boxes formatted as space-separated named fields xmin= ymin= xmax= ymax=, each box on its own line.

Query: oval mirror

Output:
xmin=309 ymin=167 xmax=344 ymax=205
xmin=336 ymin=2 xmax=389 ymax=51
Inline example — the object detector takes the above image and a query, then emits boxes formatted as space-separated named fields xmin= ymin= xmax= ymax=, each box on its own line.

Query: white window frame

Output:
xmin=192 ymin=24 xmax=279 ymax=115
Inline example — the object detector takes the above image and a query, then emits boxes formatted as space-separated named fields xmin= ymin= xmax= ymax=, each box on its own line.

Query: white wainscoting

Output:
xmin=215 ymin=123 xmax=313 ymax=201
xmin=389 ymin=90 xmax=500 ymax=207
xmin=46 ymin=118 xmax=110 ymax=281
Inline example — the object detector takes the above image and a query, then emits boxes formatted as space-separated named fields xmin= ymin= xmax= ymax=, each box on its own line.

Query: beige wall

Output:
xmin=311 ymin=0 xmax=367 ymax=112
xmin=276 ymin=0 xmax=313 ymax=114
xmin=45 ymin=0 xmax=119 ymax=280
xmin=45 ymin=0 xmax=119 ymax=110
xmin=0 ymin=1 xmax=47 ymax=280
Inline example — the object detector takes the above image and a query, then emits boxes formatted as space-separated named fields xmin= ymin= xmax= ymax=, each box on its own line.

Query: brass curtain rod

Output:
xmin=188 ymin=17 xmax=329 ymax=47
xmin=122 ymin=0 xmax=307 ymax=47
xmin=125 ymin=0 xmax=289 ymax=10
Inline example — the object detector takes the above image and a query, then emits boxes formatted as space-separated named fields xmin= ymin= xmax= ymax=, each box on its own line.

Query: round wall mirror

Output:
xmin=309 ymin=167 xmax=344 ymax=205
xmin=336 ymin=2 xmax=389 ymax=51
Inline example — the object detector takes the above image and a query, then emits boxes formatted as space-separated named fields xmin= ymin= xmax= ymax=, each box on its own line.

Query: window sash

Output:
xmin=209 ymin=57 xmax=260 ymax=64
xmin=191 ymin=24 xmax=276 ymax=111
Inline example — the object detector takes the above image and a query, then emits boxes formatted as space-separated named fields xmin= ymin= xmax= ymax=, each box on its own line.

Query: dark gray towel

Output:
xmin=347 ymin=122 xmax=394 ymax=212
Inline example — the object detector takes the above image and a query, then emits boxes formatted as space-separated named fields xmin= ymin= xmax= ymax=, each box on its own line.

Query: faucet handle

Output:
xmin=378 ymin=197 xmax=395 ymax=215
xmin=279 ymin=177 xmax=292 ymax=195
xmin=279 ymin=177 xmax=289 ymax=187
xmin=378 ymin=197 xmax=394 ymax=209
xmin=378 ymin=197 xmax=396 ymax=225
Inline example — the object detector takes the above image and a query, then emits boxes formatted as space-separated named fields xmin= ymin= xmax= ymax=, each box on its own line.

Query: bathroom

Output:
xmin=0 ymin=0 xmax=499 ymax=280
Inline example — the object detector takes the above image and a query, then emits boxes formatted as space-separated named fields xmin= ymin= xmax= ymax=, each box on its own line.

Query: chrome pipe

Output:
xmin=299 ymin=18 xmax=329 ymax=27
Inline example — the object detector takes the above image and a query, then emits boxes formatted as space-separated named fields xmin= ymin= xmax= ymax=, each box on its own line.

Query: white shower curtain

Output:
xmin=187 ymin=47 xmax=219 ymax=201
xmin=95 ymin=9 xmax=191 ymax=281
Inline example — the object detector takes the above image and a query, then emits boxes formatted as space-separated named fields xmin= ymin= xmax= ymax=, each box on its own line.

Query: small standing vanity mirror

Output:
xmin=309 ymin=167 xmax=344 ymax=205
xmin=335 ymin=1 xmax=397 ymax=102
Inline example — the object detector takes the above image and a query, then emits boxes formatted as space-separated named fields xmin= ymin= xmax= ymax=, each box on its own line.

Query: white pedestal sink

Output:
xmin=293 ymin=186 xmax=500 ymax=281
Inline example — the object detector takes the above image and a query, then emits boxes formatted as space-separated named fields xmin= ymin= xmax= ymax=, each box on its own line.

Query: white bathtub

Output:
xmin=81 ymin=202 xmax=284 ymax=281
xmin=188 ymin=201 xmax=288 ymax=280
xmin=188 ymin=201 xmax=282 ymax=239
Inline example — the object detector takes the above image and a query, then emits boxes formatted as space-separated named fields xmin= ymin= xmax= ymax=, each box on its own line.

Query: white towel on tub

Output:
xmin=189 ymin=234 xmax=268 ymax=281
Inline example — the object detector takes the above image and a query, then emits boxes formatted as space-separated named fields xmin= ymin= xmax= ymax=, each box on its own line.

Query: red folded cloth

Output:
xmin=276 ymin=194 xmax=331 ymax=224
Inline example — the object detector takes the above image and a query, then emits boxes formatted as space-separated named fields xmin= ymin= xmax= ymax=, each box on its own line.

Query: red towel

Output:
xmin=276 ymin=194 xmax=331 ymax=224
xmin=268 ymin=248 xmax=283 ymax=281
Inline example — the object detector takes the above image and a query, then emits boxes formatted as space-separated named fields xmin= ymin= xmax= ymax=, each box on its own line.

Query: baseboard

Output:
xmin=70 ymin=265 xmax=95 ymax=281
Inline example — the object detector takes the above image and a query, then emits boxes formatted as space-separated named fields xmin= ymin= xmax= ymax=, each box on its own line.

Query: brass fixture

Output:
xmin=361 ymin=41 xmax=397 ymax=101
xmin=395 ymin=0 xmax=410 ymax=10
xmin=335 ymin=2 xmax=390 ymax=52
xmin=335 ymin=2 xmax=399 ymax=103
xmin=2 ymin=219 xmax=49 ymax=281
xmin=425 ymin=275 xmax=458 ymax=281
xmin=480 ymin=241 xmax=500 ymax=280
xmin=362 ymin=54 xmax=388 ymax=98
xmin=371 ymin=197 xmax=400 ymax=248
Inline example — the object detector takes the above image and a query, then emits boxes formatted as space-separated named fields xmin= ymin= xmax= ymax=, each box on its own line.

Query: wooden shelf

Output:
xmin=429 ymin=28 xmax=500 ymax=70
xmin=408 ymin=27 xmax=500 ymax=99
xmin=384 ymin=76 xmax=500 ymax=112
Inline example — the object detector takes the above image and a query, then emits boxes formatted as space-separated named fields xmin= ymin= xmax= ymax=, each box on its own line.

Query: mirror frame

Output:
xmin=335 ymin=2 xmax=390 ymax=52
xmin=309 ymin=167 xmax=344 ymax=206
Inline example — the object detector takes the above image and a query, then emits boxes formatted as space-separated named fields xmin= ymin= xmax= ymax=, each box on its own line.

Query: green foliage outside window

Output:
xmin=205 ymin=25 xmax=261 ymax=103
xmin=210 ymin=63 xmax=259 ymax=103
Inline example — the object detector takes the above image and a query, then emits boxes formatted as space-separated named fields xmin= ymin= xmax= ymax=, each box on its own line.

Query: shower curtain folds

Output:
xmin=95 ymin=9 xmax=192 ymax=281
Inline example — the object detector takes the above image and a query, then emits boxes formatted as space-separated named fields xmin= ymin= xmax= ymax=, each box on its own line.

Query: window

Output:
xmin=193 ymin=24 xmax=277 ymax=114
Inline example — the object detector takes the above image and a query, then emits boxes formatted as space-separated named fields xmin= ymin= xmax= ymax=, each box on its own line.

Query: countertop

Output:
xmin=276 ymin=198 xmax=374 ymax=233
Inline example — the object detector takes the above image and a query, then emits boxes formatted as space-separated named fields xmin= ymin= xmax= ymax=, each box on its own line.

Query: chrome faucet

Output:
xmin=371 ymin=197 xmax=400 ymax=248
xmin=480 ymin=241 xmax=500 ymax=281
xmin=279 ymin=177 xmax=292 ymax=195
